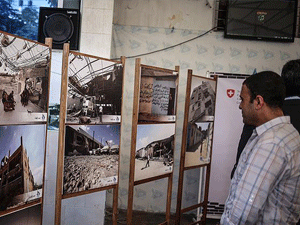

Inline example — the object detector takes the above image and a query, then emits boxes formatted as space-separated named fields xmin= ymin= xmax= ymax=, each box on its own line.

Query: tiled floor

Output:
xmin=104 ymin=208 xmax=220 ymax=225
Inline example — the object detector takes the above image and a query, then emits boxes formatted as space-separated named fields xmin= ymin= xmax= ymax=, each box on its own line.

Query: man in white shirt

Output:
xmin=221 ymin=71 xmax=300 ymax=224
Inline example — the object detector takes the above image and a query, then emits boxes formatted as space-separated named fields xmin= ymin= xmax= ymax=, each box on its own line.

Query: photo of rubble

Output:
xmin=185 ymin=122 xmax=213 ymax=167
xmin=139 ymin=67 xmax=178 ymax=122
xmin=188 ymin=76 xmax=216 ymax=123
xmin=0 ymin=31 xmax=50 ymax=125
xmin=0 ymin=124 xmax=46 ymax=213
xmin=66 ymin=52 xmax=123 ymax=124
xmin=63 ymin=124 xmax=120 ymax=194
xmin=134 ymin=123 xmax=175 ymax=181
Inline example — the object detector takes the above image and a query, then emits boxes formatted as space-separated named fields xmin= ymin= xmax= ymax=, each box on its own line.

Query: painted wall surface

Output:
xmin=112 ymin=25 xmax=300 ymax=74
xmin=111 ymin=3 xmax=300 ymax=214
xmin=113 ymin=0 xmax=214 ymax=31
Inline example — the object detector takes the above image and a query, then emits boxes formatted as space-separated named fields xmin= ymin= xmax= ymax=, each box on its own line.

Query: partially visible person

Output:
xmin=281 ymin=59 xmax=300 ymax=132
xmin=221 ymin=71 xmax=300 ymax=224
xmin=230 ymin=124 xmax=255 ymax=179
xmin=141 ymin=154 xmax=150 ymax=170
xmin=20 ymin=87 xmax=29 ymax=106
xmin=2 ymin=90 xmax=7 ymax=104
xmin=8 ymin=91 xmax=14 ymax=102
xmin=281 ymin=59 xmax=300 ymax=225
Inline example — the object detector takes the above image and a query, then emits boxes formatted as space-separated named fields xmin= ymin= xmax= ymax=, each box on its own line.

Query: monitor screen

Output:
xmin=225 ymin=0 xmax=297 ymax=42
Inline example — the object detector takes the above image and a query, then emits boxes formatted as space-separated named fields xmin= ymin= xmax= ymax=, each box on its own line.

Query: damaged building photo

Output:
xmin=66 ymin=53 xmax=123 ymax=124
xmin=0 ymin=125 xmax=46 ymax=212
xmin=63 ymin=125 xmax=120 ymax=194
xmin=0 ymin=33 xmax=50 ymax=124
xmin=188 ymin=79 xmax=216 ymax=123
xmin=134 ymin=123 xmax=175 ymax=181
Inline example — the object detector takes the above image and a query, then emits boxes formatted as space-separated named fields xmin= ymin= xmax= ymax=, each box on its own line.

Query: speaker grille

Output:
xmin=43 ymin=13 xmax=74 ymax=44
xmin=38 ymin=7 xmax=80 ymax=50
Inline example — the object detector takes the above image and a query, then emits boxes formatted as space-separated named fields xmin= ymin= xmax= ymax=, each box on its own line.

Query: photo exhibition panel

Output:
xmin=0 ymin=31 xmax=50 ymax=125
xmin=66 ymin=52 xmax=124 ymax=125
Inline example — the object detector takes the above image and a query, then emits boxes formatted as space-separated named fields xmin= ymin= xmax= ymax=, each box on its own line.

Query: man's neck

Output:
xmin=256 ymin=107 xmax=284 ymax=127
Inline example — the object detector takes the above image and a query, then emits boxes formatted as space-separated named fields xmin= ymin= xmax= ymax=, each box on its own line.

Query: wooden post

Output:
xmin=175 ymin=69 xmax=193 ymax=224
xmin=112 ymin=56 xmax=126 ymax=225
xmin=127 ymin=58 xmax=141 ymax=224
xmin=201 ymin=75 xmax=218 ymax=224
xmin=40 ymin=37 xmax=52 ymax=225
xmin=54 ymin=43 xmax=70 ymax=225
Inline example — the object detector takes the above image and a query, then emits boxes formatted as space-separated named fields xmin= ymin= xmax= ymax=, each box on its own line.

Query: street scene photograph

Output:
xmin=135 ymin=123 xmax=175 ymax=181
xmin=185 ymin=122 xmax=213 ymax=167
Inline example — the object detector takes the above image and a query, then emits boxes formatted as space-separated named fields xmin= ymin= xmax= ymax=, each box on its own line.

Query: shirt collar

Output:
xmin=255 ymin=116 xmax=290 ymax=136
xmin=285 ymin=96 xmax=300 ymax=100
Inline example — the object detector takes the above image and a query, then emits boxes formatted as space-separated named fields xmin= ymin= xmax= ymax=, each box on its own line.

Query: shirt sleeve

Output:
xmin=223 ymin=142 xmax=287 ymax=224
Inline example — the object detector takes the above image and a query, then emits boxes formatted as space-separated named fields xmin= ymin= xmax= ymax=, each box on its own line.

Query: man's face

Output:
xmin=239 ymin=84 xmax=257 ymax=126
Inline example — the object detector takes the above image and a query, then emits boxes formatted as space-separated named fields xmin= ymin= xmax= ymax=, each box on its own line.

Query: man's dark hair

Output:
xmin=281 ymin=59 xmax=300 ymax=97
xmin=243 ymin=71 xmax=286 ymax=109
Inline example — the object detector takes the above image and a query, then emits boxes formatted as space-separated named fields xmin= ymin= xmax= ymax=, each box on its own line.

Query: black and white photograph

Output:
xmin=66 ymin=53 xmax=123 ymax=124
xmin=134 ymin=123 xmax=175 ymax=181
xmin=185 ymin=122 xmax=213 ymax=167
xmin=139 ymin=67 xmax=178 ymax=122
xmin=0 ymin=124 xmax=46 ymax=213
xmin=188 ymin=76 xmax=216 ymax=123
xmin=0 ymin=31 xmax=50 ymax=125
xmin=63 ymin=124 xmax=120 ymax=194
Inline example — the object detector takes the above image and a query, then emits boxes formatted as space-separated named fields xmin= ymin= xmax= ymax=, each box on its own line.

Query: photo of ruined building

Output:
xmin=185 ymin=122 xmax=213 ymax=167
xmin=134 ymin=123 xmax=175 ymax=181
xmin=0 ymin=125 xmax=46 ymax=212
xmin=139 ymin=67 xmax=178 ymax=122
xmin=66 ymin=52 xmax=123 ymax=124
xmin=188 ymin=77 xmax=216 ymax=123
xmin=63 ymin=125 xmax=120 ymax=194
xmin=0 ymin=31 xmax=50 ymax=125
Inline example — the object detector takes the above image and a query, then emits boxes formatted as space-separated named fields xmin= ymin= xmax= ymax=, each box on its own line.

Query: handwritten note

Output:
xmin=152 ymin=84 xmax=170 ymax=112
xmin=139 ymin=77 xmax=154 ymax=114
xmin=140 ymin=83 xmax=153 ymax=103
xmin=139 ymin=78 xmax=176 ymax=115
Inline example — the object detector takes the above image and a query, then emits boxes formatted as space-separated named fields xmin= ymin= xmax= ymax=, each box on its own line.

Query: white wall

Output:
xmin=80 ymin=0 xmax=114 ymax=58
xmin=113 ymin=0 xmax=214 ymax=30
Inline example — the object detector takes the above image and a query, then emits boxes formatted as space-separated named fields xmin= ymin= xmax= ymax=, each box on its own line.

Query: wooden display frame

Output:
xmin=54 ymin=43 xmax=125 ymax=225
xmin=0 ymin=31 xmax=52 ymax=219
xmin=127 ymin=58 xmax=179 ymax=224
xmin=176 ymin=70 xmax=217 ymax=225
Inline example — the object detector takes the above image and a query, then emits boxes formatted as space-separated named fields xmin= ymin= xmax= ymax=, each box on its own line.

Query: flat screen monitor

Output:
xmin=225 ymin=0 xmax=297 ymax=42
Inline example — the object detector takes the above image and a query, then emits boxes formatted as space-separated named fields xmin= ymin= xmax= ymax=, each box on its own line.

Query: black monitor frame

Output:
xmin=224 ymin=0 xmax=298 ymax=43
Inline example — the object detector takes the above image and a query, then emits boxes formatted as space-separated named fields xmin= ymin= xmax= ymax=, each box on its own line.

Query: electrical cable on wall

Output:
xmin=50 ymin=26 xmax=217 ymax=76
xmin=112 ymin=26 xmax=217 ymax=60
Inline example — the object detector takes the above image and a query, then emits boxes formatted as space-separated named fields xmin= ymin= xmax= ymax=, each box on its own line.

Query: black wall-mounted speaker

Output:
xmin=38 ymin=7 xmax=80 ymax=50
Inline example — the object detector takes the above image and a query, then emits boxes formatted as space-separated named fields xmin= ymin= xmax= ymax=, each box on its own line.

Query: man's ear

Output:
xmin=254 ymin=95 xmax=264 ymax=110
